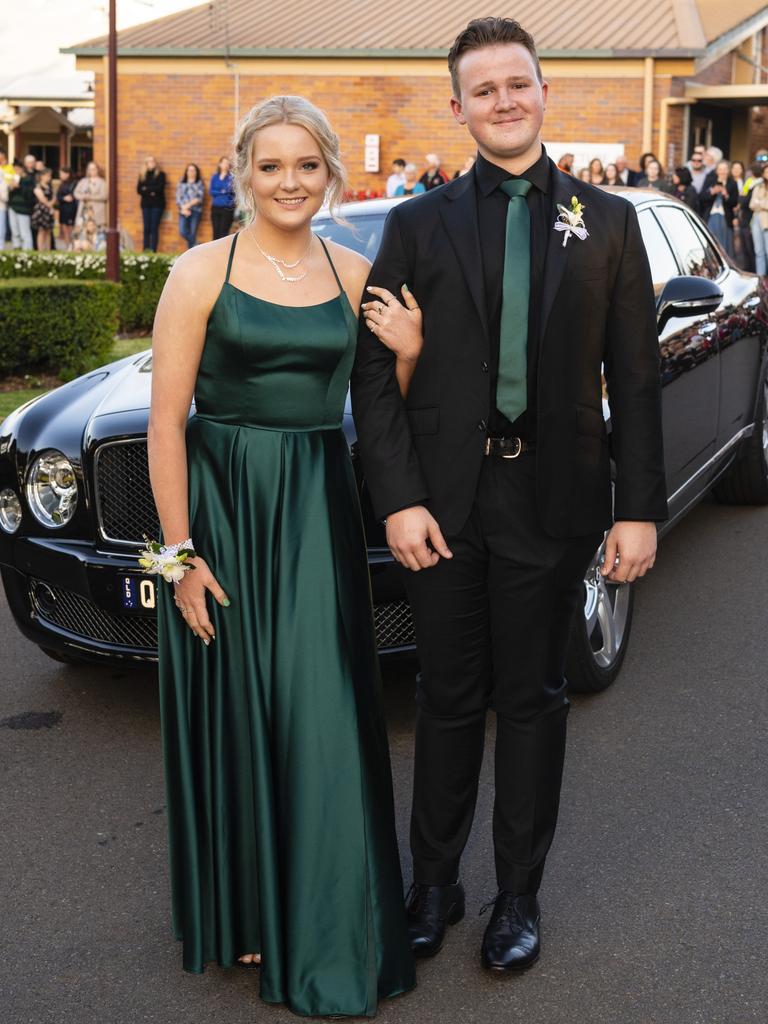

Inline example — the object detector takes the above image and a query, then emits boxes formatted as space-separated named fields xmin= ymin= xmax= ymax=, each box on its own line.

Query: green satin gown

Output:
xmin=157 ymin=233 xmax=416 ymax=1017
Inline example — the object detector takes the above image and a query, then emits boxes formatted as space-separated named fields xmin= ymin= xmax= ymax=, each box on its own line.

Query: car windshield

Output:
xmin=312 ymin=213 xmax=387 ymax=261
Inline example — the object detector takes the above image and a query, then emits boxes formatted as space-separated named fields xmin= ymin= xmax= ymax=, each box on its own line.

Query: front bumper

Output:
xmin=0 ymin=535 xmax=416 ymax=665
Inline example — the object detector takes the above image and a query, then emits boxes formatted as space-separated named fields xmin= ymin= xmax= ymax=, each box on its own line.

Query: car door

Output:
xmin=637 ymin=203 xmax=720 ymax=500
xmin=652 ymin=202 xmax=762 ymax=462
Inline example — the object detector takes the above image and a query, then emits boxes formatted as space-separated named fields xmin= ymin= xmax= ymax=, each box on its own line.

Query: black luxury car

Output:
xmin=0 ymin=189 xmax=766 ymax=692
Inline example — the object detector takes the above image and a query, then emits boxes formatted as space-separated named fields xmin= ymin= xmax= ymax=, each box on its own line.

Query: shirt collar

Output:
xmin=475 ymin=144 xmax=550 ymax=198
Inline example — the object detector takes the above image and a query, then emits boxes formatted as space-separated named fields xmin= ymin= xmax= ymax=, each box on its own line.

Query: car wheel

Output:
xmin=39 ymin=646 xmax=79 ymax=666
xmin=565 ymin=541 xmax=635 ymax=693
xmin=713 ymin=373 xmax=768 ymax=505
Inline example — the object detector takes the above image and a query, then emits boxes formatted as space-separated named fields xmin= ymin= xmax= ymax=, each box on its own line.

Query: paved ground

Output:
xmin=1 ymin=494 xmax=767 ymax=1024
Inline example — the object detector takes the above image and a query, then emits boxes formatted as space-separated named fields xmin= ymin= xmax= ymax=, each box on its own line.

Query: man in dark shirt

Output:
xmin=352 ymin=16 xmax=665 ymax=974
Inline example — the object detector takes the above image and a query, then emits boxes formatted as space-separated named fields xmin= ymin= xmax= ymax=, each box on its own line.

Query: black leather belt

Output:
xmin=484 ymin=436 xmax=535 ymax=458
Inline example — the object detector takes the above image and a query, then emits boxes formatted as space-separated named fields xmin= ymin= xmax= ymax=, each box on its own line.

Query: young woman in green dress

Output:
xmin=147 ymin=96 xmax=422 ymax=1017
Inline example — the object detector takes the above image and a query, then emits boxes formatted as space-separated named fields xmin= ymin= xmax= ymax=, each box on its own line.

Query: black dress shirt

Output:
xmin=475 ymin=146 xmax=552 ymax=440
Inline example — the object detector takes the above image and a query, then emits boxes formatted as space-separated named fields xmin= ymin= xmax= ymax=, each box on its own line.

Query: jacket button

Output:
xmin=481 ymin=361 xmax=489 ymax=372
xmin=477 ymin=419 xmax=487 ymax=431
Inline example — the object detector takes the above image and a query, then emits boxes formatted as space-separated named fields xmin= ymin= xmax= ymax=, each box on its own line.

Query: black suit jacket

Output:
xmin=351 ymin=160 xmax=668 ymax=540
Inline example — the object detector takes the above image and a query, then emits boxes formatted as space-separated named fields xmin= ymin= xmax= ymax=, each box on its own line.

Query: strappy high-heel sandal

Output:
xmin=235 ymin=953 xmax=261 ymax=970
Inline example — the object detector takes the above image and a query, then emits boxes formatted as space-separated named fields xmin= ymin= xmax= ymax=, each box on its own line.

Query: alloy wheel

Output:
xmin=582 ymin=545 xmax=633 ymax=670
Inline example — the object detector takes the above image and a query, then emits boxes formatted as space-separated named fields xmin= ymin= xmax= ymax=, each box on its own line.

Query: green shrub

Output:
xmin=0 ymin=278 xmax=119 ymax=379
xmin=0 ymin=250 xmax=174 ymax=333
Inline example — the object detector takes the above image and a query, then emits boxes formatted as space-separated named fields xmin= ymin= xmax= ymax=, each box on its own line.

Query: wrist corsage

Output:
xmin=138 ymin=536 xmax=197 ymax=583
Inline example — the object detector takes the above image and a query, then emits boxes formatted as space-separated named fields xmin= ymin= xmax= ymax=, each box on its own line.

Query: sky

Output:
xmin=0 ymin=0 xmax=198 ymax=88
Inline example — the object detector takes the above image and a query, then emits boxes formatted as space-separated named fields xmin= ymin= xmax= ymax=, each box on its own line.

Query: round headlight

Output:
xmin=26 ymin=451 xmax=78 ymax=528
xmin=0 ymin=488 xmax=22 ymax=533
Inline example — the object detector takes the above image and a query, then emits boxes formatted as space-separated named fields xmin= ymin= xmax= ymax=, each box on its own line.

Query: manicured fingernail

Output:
xmin=222 ymin=598 xmax=230 ymax=607
xmin=403 ymin=282 xmax=410 ymax=292
xmin=203 ymin=638 xmax=209 ymax=646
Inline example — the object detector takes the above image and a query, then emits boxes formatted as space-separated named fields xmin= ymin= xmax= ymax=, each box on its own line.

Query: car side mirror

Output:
xmin=657 ymin=275 xmax=723 ymax=332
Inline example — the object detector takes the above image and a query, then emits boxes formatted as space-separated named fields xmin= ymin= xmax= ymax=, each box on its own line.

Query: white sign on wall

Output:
xmin=364 ymin=134 xmax=380 ymax=173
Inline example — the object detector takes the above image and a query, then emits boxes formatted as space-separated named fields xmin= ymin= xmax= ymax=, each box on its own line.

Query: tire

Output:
xmin=39 ymin=646 xmax=79 ymax=666
xmin=713 ymin=375 xmax=768 ymax=505
xmin=565 ymin=541 xmax=635 ymax=694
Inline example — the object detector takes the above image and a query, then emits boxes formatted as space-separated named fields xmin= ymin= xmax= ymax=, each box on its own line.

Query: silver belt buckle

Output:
xmin=501 ymin=437 xmax=523 ymax=459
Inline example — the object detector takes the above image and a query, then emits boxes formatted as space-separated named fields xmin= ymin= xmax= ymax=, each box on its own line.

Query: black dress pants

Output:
xmin=211 ymin=206 xmax=235 ymax=240
xmin=404 ymin=452 xmax=602 ymax=894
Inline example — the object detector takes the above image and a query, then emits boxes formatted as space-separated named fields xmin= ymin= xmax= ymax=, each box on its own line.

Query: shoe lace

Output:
xmin=405 ymin=882 xmax=424 ymax=911
xmin=479 ymin=892 xmax=523 ymax=925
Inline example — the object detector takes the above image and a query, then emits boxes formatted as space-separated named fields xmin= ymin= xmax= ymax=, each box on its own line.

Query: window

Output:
xmin=653 ymin=204 xmax=722 ymax=279
xmin=637 ymin=208 xmax=679 ymax=298
xmin=28 ymin=144 xmax=60 ymax=177
xmin=313 ymin=213 xmax=387 ymax=261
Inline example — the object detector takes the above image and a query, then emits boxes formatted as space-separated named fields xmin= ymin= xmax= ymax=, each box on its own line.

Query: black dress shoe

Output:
xmin=405 ymin=881 xmax=465 ymax=958
xmin=480 ymin=892 xmax=540 ymax=971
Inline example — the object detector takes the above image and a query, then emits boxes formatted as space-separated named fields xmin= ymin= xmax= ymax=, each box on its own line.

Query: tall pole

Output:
xmin=106 ymin=0 xmax=120 ymax=282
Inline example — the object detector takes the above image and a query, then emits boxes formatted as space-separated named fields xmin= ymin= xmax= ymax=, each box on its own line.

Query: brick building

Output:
xmin=65 ymin=0 xmax=768 ymax=252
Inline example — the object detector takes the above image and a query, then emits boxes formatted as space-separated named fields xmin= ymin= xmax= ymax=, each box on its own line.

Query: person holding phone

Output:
xmin=700 ymin=159 xmax=738 ymax=256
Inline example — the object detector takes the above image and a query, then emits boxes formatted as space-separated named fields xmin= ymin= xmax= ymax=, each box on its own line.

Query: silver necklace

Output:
xmin=250 ymin=229 xmax=313 ymax=283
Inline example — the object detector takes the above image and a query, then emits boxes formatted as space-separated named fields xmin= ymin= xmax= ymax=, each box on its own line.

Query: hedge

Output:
xmin=0 ymin=251 xmax=174 ymax=333
xmin=0 ymin=278 xmax=120 ymax=378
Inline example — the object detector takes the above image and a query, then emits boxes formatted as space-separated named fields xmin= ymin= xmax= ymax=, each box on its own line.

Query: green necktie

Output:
xmin=498 ymin=178 xmax=533 ymax=423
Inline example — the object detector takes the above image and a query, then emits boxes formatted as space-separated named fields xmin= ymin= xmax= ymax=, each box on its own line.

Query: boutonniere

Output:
xmin=554 ymin=195 xmax=589 ymax=247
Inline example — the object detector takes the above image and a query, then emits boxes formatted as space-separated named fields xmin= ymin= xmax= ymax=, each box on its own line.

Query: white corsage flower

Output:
xmin=138 ymin=537 xmax=197 ymax=584
xmin=554 ymin=195 xmax=589 ymax=247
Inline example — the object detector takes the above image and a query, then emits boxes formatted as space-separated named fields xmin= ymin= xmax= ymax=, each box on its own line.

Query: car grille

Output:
xmin=373 ymin=600 xmax=416 ymax=650
xmin=89 ymin=439 xmax=416 ymax=653
xmin=94 ymin=439 xmax=159 ymax=546
xmin=30 ymin=579 xmax=158 ymax=652
xmin=28 ymin=579 xmax=413 ymax=656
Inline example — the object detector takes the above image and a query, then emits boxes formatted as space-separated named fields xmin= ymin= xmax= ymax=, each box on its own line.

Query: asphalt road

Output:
xmin=2 ymin=494 xmax=767 ymax=1024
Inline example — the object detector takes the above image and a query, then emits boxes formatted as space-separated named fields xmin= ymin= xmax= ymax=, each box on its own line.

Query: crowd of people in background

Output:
xmin=136 ymin=155 xmax=236 ymax=251
xmin=554 ymin=144 xmax=768 ymax=274
xmin=385 ymin=152 xmax=473 ymax=197
xmin=0 ymin=150 xmax=238 ymax=254
xmin=3 ymin=143 xmax=768 ymax=273
xmin=0 ymin=150 xmax=111 ymax=253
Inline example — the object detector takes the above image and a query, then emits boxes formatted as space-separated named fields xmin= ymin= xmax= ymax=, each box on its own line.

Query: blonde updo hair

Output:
xmin=233 ymin=95 xmax=348 ymax=221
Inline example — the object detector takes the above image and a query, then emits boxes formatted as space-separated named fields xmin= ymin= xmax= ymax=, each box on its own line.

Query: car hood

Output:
xmin=89 ymin=350 xmax=153 ymax=418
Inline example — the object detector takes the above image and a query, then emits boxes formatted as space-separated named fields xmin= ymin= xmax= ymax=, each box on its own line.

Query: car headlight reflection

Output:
xmin=26 ymin=451 xmax=78 ymax=528
xmin=0 ymin=488 xmax=22 ymax=533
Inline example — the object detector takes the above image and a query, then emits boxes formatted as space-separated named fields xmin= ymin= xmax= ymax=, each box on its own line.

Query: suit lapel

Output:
xmin=438 ymin=169 xmax=489 ymax=342
xmin=539 ymin=164 xmax=585 ymax=347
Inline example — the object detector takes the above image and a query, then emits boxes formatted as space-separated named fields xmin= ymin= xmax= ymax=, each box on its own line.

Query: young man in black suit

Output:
xmin=352 ymin=17 xmax=667 ymax=972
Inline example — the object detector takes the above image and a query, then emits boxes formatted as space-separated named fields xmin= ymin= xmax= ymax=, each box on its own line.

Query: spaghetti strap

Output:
xmin=317 ymin=236 xmax=344 ymax=294
xmin=225 ymin=232 xmax=238 ymax=284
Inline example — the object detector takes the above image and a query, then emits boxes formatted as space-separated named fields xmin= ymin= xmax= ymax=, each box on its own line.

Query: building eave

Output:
xmin=61 ymin=44 xmax=706 ymax=60
xmin=695 ymin=8 xmax=768 ymax=73
xmin=1 ymin=97 xmax=95 ymax=108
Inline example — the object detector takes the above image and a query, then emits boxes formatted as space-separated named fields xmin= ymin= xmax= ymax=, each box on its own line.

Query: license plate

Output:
xmin=121 ymin=574 xmax=157 ymax=611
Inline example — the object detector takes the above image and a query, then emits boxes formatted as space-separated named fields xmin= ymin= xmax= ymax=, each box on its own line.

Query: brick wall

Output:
xmin=694 ymin=52 xmax=734 ymax=86
xmin=93 ymin=67 xmax=699 ymax=252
